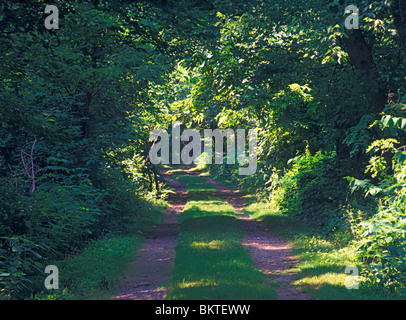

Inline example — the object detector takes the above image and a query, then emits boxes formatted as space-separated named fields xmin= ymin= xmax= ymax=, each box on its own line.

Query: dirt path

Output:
xmin=111 ymin=168 xmax=312 ymax=300
xmin=204 ymin=177 xmax=313 ymax=300
xmin=111 ymin=172 xmax=187 ymax=300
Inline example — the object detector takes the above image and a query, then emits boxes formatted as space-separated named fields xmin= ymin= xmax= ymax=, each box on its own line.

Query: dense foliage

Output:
xmin=168 ymin=0 xmax=406 ymax=295
xmin=0 ymin=0 xmax=180 ymax=298
xmin=1 ymin=0 xmax=406 ymax=298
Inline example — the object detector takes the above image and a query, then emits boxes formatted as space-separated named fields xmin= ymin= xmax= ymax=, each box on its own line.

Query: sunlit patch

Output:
xmin=294 ymin=272 xmax=347 ymax=288
xmin=190 ymin=240 xmax=225 ymax=250
xmin=177 ymin=280 xmax=214 ymax=289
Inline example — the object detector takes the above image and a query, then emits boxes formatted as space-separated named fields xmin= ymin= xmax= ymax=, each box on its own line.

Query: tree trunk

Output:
xmin=341 ymin=28 xmax=388 ymax=115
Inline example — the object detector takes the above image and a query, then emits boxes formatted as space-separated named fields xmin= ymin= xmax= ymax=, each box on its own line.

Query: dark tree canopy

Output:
xmin=1 ymin=0 xmax=406 ymax=299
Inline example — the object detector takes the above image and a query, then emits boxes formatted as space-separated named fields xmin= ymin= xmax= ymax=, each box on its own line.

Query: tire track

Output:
xmin=111 ymin=172 xmax=187 ymax=300
xmin=204 ymin=177 xmax=313 ymax=300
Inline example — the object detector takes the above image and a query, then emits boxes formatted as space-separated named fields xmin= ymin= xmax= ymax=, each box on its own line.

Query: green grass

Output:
xmin=173 ymin=173 xmax=217 ymax=193
xmin=54 ymin=235 xmax=144 ymax=299
xmin=33 ymin=166 xmax=396 ymax=300
xmin=242 ymin=201 xmax=399 ymax=300
xmin=166 ymin=172 xmax=278 ymax=300
xmin=31 ymin=202 xmax=168 ymax=300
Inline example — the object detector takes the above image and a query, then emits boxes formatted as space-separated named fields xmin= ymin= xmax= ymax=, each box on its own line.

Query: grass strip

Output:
xmin=166 ymin=173 xmax=277 ymax=300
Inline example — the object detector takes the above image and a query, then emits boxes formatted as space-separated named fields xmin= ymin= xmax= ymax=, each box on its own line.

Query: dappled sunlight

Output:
xmin=295 ymin=272 xmax=347 ymax=288
xmin=170 ymin=281 xmax=276 ymax=301
xmin=3 ymin=0 xmax=406 ymax=302
xmin=244 ymin=241 xmax=291 ymax=252
xmin=190 ymin=240 xmax=229 ymax=251
xmin=176 ymin=280 xmax=208 ymax=289
xmin=167 ymin=171 xmax=279 ymax=300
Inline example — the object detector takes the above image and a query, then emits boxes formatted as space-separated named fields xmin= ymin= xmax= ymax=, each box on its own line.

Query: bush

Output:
xmin=348 ymin=118 xmax=406 ymax=295
xmin=0 ymin=160 xmax=148 ymax=299
xmin=268 ymin=149 xmax=349 ymax=230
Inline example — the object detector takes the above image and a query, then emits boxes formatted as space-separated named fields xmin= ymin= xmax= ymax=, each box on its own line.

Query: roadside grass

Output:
xmin=242 ymin=201 xmax=397 ymax=300
xmin=31 ymin=201 xmax=168 ymax=300
xmin=166 ymin=172 xmax=278 ymax=300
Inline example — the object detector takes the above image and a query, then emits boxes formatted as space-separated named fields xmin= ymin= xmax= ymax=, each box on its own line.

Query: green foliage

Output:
xmin=2 ymin=0 xmax=406 ymax=298
xmin=348 ymin=107 xmax=406 ymax=295
xmin=268 ymin=149 xmax=348 ymax=231
xmin=0 ymin=0 xmax=179 ymax=298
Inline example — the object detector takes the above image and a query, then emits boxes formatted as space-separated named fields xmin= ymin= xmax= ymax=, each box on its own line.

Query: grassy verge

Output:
xmin=166 ymin=172 xmax=278 ymax=300
xmin=31 ymin=201 xmax=168 ymax=300
xmin=242 ymin=200 xmax=398 ymax=300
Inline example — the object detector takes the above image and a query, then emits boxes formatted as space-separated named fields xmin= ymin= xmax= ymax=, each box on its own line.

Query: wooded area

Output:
xmin=1 ymin=0 xmax=406 ymax=300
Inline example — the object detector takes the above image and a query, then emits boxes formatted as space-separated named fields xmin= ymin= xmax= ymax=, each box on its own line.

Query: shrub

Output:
xmin=347 ymin=111 xmax=406 ymax=295
xmin=268 ymin=149 xmax=348 ymax=230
